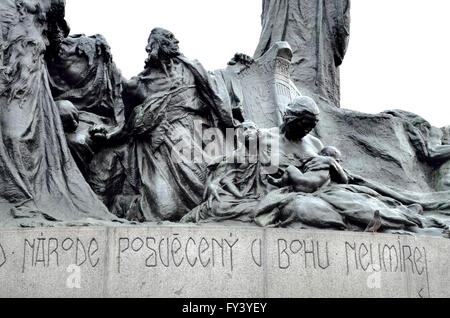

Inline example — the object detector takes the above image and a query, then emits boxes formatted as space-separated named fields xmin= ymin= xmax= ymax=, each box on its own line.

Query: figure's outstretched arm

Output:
xmin=89 ymin=122 xmax=131 ymax=148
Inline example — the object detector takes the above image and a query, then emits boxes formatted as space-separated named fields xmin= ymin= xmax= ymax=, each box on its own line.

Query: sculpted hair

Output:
xmin=145 ymin=29 xmax=163 ymax=67
xmin=145 ymin=28 xmax=179 ymax=68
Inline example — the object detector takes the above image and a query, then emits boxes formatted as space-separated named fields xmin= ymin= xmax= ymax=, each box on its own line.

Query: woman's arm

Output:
xmin=329 ymin=158 xmax=349 ymax=184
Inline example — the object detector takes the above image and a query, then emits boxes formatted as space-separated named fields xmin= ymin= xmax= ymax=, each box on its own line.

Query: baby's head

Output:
xmin=236 ymin=120 xmax=259 ymax=150
xmin=319 ymin=146 xmax=342 ymax=163
xmin=240 ymin=121 xmax=258 ymax=139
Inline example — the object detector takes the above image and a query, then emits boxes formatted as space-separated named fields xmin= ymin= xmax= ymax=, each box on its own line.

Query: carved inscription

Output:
xmin=344 ymin=240 xmax=429 ymax=276
xmin=0 ymin=229 xmax=442 ymax=298
xmin=117 ymin=233 xmax=239 ymax=273
xmin=274 ymin=58 xmax=291 ymax=76
xmin=0 ymin=241 xmax=6 ymax=268
xmin=21 ymin=234 xmax=100 ymax=273
xmin=277 ymin=239 xmax=330 ymax=270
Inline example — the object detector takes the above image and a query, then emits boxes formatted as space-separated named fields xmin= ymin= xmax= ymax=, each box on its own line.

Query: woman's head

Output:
xmin=282 ymin=96 xmax=320 ymax=141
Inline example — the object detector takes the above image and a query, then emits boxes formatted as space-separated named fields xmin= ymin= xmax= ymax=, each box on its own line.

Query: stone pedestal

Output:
xmin=0 ymin=226 xmax=448 ymax=298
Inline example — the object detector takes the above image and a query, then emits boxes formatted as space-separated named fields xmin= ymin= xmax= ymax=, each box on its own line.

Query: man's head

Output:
xmin=319 ymin=146 xmax=342 ymax=163
xmin=282 ymin=96 xmax=320 ymax=141
xmin=145 ymin=28 xmax=180 ymax=67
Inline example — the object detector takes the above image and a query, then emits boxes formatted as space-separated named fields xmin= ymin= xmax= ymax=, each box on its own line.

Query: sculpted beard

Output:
xmin=145 ymin=38 xmax=180 ymax=69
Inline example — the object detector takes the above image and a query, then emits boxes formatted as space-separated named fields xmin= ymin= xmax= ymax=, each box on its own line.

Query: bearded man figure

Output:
xmin=92 ymin=28 xmax=237 ymax=221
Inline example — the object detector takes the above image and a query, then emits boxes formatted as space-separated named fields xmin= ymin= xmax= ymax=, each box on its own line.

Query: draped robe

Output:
xmin=0 ymin=0 xmax=113 ymax=226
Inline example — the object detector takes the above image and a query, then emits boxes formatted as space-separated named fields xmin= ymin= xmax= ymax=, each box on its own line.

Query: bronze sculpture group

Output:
xmin=0 ymin=0 xmax=449 ymax=237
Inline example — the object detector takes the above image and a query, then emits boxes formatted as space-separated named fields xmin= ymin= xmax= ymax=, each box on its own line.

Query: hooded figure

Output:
xmin=0 ymin=0 xmax=113 ymax=226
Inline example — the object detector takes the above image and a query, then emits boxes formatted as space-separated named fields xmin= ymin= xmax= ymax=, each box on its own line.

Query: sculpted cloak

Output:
xmin=47 ymin=33 xmax=126 ymax=177
xmin=108 ymin=55 xmax=236 ymax=221
xmin=0 ymin=0 xmax=113 ymax=226
xmin=254 ymin=0 xmax=351 ymax=106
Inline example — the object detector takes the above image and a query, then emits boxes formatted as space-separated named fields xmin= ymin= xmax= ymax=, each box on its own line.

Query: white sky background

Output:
xmin=65 ymin=0 xmax=450 ymax=128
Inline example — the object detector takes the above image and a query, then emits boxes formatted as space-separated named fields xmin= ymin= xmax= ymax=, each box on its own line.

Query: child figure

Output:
xmin=268 ymin=146 xmax=348 ymax=193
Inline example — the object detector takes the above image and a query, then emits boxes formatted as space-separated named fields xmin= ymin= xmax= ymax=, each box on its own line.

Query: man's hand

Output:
xmin=89 ymin=124 xmax=109 ymax=142
xmin=228 ymin=53 xmax=254 ymax=67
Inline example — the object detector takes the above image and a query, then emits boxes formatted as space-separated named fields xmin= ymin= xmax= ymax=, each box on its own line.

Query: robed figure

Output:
xmin=93 ymin=28 xmax=237 ymax=221
xmin=0 ymin=0 xmax=112 ymax=226
xmin=254 ymin=0 xmax=351 ymax=106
